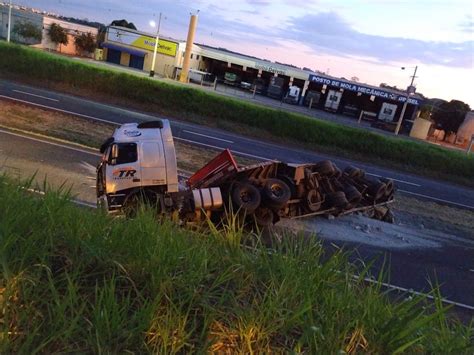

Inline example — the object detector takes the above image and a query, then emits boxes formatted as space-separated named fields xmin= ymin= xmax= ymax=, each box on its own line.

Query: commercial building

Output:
xmin=101 ymin=24 xmax=423 ymax=129
xmin=0 ymin=4 xmax=42 ymax=45
xmin=102 ymin=26 xmax=184 ymax=76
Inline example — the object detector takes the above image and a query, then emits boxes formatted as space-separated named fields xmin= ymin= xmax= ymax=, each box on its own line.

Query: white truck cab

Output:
xmin=97 ymin=120 xmax=178 ymax=212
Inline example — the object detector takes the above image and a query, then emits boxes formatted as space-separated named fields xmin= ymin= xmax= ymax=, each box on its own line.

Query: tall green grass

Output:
xmin=0 ymin=176 xmax=472 ymax=353
xmin=1 ymin=41 xmax=473 ymax=183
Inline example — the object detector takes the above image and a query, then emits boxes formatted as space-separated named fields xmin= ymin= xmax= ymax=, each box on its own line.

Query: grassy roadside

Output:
xmin=0 ymin=41 xmax=473 ymax=187
xmin=0 ymin=176 xmax=472 ymax=353
xmin=0 ymin=99 xmax=256 ymax=172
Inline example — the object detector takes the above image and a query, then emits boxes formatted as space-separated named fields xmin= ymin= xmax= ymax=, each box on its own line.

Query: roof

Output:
xmin=195 ymin=44 xmax=310 ymax=81
xmin=108 ymin=26 xmax=181 ymax=45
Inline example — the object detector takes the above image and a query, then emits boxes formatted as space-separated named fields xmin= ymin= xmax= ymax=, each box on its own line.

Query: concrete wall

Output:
xmin=143 ymin=51 xmax=178 ymax=77
xmin=41 ymin=16 xmax=98 ymax=57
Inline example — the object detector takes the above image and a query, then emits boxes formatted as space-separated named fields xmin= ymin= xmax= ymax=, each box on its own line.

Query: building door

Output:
xmin=106 ymin=48 xmax=121 ymax=64
xmin=129 ymin=55 xmax=144 ymax=70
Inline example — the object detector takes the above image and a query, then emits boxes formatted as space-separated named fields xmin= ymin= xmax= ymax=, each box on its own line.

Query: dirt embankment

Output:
xmin=0 ymin=99 xmax=256 ymax=172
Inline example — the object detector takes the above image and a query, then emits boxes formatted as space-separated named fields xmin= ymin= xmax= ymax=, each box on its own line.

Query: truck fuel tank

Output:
xmin=192 ymin=187 xmax=223 ymax=210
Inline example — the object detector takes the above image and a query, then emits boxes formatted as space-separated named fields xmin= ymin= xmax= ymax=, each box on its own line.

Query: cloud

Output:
xmin=282 ymin=12 xmax=473 ymax=68
xmin=459 ymin=16 xmax=473 ymax=33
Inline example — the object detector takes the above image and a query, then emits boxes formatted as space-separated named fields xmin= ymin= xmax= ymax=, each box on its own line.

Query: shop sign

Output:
xmin=255 ymin=64 xmax=286 ymax=75
xmin=308 ymin=74 xmax=421 ymax=105
xmin=107 ymin=27 xmax=178 ymax=57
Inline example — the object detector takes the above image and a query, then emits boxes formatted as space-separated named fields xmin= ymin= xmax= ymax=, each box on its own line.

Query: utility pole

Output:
xmin=149 ymin=12 xmax=162 ymax=78
xmin=394 ymin=65 xmax=418 ymax=135
xmin=7 ymin=0 xmax=12 ymax=43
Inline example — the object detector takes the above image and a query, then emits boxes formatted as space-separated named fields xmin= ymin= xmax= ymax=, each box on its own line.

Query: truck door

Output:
xmin=105 ymin=142 xmax=141 ymax=194
xmin=139 ymin=141 xmax=167 ymax=188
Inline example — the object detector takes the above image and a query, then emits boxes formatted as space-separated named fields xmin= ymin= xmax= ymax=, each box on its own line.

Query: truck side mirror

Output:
xmin=110 ymin=144 xmax=119 ymax=164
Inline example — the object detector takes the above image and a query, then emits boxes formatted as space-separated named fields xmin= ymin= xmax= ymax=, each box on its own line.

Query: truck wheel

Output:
xmin=232 ymin=182 xmax=261 ymax=213
xmin=262 ymin=178 xmax=291 ymax=208
xmin=314 ymin=160 xmax=335 ymax=176
xmin=326 ymin=191 xmax=348 ymax=209
xmin=122 ymin=193 xmax=141 ymax=218
xmin=253 ymin=207 xmax=274 ymax=228
xmin=304 ymin=189 xmax=322 ymax=212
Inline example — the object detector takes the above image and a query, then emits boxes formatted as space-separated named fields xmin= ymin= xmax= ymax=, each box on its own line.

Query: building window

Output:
xmin=190 ymin=53 xmax=193 ymax=59
xmin=196 ymin=55 xmax=200 ymax=60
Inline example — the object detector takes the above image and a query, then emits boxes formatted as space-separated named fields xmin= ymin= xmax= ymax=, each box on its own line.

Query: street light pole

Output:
xmin=394 ymin=65 xmax=418 ymax=135
xmin=7 ymin=0 xmax=12 ymax=43
xmin=149 ymin=12 xmax=162 ymax=78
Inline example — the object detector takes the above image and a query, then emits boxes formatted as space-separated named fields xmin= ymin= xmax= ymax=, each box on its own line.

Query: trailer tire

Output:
xmin=278 ymin=175 xmax=297 ymax=198
xmin=262 ymin=178 xmax=291 ymax=208
xmin=380 ymin=178 xmax=395 ymax=197
xmin=314 ymin=160 xmax=335 ymax=176
xmin=382 ymin=209 xmax=395 ymax=223
xmin=344 ymin=185 xmax=362 ymax=207
xmin=326 ymin=191 xmax=348 ymax=209
xmin=304 ymin=189 xmax=322 ymax=212
xmin=344 ymin=166 xmax=363 ymax=179
xmin=368 ymin=182 xmax=387 ymax=201
xmin=253 ymin=207 xmax=274 ymax=228
xmin=232 ymin=182 xmax=261 ymax=213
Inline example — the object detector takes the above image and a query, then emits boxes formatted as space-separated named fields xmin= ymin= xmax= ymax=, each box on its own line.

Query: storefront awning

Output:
xmin=102 ymin=42 xmax=147 ymax=57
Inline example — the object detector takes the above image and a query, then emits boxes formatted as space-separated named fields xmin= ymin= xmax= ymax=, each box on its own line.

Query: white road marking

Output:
xmin=12 ymin=89 xmax=59 ymax=102
xmin=0 ymin=128 xmax=101 ymax=157
xmin=362 ymin=276 xmax=474 ymax=311
xmin=0 ymin=95 xmax=120 ymax=126
xmin=398 ymin=189 xmax=474 ymax=210
xmin=174 ymin=137 xmax=273 ymax=161
xmin=366 ymin=172 xmax=421 ymax=187
xmin=183 ymin=130 xmax=234 ymax=143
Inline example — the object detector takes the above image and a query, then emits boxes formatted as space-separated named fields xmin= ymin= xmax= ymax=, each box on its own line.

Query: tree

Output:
xmin=110 ymin=19 xmax=137 ymax=30
xmin=74 ymin=32 xmax=96 ymax=54
xmin=350 ymin=76 xmax=359 ymax=82
xmin=48 ymin=23 xmax=68 ymax=52
xmin=96 ymin=25 xmax=107 ymax=46
xmin=431 ymin=100 xmax=471 ymax=135
xmin=12 ymin=21 xmax=42 ymax=42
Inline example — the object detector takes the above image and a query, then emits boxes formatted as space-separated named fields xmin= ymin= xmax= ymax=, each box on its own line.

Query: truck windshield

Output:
xmin=113 ymin=143 xmax=137 ymax=165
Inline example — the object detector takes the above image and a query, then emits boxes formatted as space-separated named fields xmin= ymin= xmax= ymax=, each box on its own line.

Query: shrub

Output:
xmin=0 ymin=41 xmax=473 ymax=182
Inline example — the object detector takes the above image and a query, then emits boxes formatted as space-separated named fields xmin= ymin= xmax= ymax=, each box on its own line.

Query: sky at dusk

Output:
xmin=19 ymin=0 xmax=474 ymax=106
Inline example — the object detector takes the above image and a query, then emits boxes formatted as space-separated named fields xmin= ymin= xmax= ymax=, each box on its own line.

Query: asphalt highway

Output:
xmin=0 ymin=79 xmax=473 ymax=211
xmin=1 ymin=128 xmax=473 ymax=313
